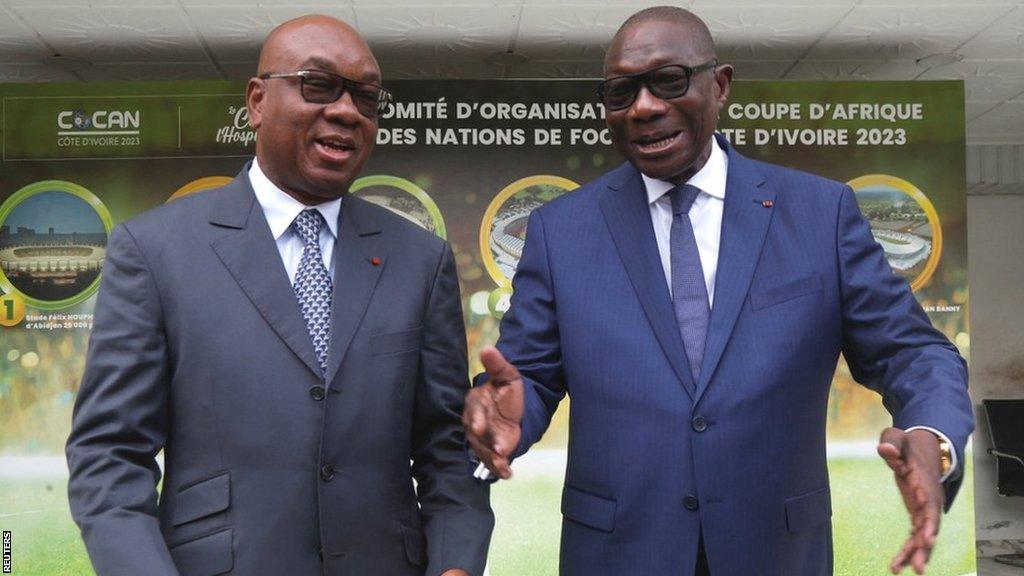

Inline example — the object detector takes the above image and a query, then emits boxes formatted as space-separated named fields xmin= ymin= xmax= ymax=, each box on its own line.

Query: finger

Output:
xmin=907 ymin=525 xmax=936 ymax=572
xmin=911 ymin=501 xmax=930 ymax=538
xmin=466 ymin=433 xmax=511 ymax=478
xmin=480 ymin=346 xmax=521 ymax=385
xmin=916 ymin=505 xmax=940 ymax=548
xmin=890 ymin=537 xmax=916 ymax=574
xmin=878 ymin=427 xmax=907 ymax=470
xmin=485 ymin=453 xmax=512 ymax=479
xmin=465 ymin=430 xmax=495 ymax=463
xmin=493 ymin=454 xmax=513 ymax=479
xmin=879 ymin=427 xmax=906 ymax=451
xmin=462 ymin=391 xmax=492 ymax=438
xmin=907 ymin=477 xmax=939 ymax=532
xmin=911 ymin=543 xmax=930 ymax=574
xmin=492 ymin=427 xmax=510 ymax=458
xmin=479 ymin=391 xmax=500 ymax=443
xmin=468 ymin=433 xmax=511 ymax=478
xmin=906 ymin=483 xmax=925 ymax=521
xmin=462 ymin=389 xmax=482 ymax=429
xmin=878 ymin=446 xmax=907 ymax=475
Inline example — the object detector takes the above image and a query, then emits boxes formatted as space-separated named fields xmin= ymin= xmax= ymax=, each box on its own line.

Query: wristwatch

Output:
xmin=938 ymin=438 xmax=952 ymax=477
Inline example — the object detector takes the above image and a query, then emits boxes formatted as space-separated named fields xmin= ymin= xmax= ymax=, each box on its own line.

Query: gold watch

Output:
xmin=938 ymin=438 xmax=952 ymax=476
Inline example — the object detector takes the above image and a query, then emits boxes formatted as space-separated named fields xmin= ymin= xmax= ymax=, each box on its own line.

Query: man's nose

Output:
xmin=628 ymin=85 xmax=668 ymax=121
xmin=322 ymin=90 xmax=364 ymax=124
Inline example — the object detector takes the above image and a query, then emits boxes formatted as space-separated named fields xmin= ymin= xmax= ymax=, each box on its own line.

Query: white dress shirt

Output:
xmin=249 ymin=159 xmax=341 ymax=284
xmin=638 ymin=135 xmax=956 ymax=479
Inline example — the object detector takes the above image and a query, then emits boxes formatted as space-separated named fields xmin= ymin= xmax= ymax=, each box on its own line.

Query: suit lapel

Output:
xmin=209 ymin=169 xmax=322 ymax=377
xmin=322 ymin=195 xmax=386 ymax=386
xmin=599 ymin=163 xmax=696 ymax=398
xmin=694 ymin=140 xmax=775 ymax=402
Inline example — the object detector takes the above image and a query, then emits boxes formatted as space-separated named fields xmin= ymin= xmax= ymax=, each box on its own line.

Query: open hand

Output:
xmin=877 ymin=428 xmax=944 ymax=575
xmin=462 ymin=346 xmax=524 ymax=479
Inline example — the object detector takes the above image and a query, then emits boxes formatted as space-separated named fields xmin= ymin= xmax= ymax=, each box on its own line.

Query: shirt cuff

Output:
xmin=904 ymin=425 xmax=957 ymax=483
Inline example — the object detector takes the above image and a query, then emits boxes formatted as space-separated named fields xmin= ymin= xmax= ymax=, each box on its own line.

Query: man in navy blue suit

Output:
xmin=465 ymin=6 xmax=972 ymax=576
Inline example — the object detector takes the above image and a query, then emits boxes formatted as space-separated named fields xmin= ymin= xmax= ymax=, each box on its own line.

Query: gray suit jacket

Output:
xmin=66 ymin=166 xmax=493 ymax=576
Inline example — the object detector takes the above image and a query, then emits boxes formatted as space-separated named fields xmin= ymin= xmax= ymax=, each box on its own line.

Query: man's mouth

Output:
xmin=632 ymin=130 xmax=682 ymax=154
xmin=314 ymin=135 xmax=356 ymax=162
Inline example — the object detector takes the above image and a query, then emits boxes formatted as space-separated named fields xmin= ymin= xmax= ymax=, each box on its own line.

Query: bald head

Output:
xmin=606 ymin=6 xmax=716 ymax=72
xmin=258 ymin=15 xmax=378 ymax=78
xmin=246 ymin=14 xmax=381 ymax=205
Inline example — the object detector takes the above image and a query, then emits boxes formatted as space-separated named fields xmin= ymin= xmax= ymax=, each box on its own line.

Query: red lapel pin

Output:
xmin=370 ymin=257 xmax=381 ymax=266
xmin=761 ymin=200 xmax=774 ymax=208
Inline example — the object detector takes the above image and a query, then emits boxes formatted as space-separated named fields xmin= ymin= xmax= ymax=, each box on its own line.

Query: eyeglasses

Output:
xmin=596 ymin=61 xmax=717 ymax=111
xmin=259 ymin=69 xmax=394 ymax=119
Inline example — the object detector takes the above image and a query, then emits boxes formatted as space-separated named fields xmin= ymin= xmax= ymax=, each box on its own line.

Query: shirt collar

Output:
xmin=249 ymin=158 xmax=342 ymax=241
xmin=642 ymin=134 xmax=729 ymax=206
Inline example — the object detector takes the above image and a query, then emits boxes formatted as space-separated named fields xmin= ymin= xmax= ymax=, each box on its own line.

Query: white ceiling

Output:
xmin=0 ymin=0 xmax=1022 ymax=144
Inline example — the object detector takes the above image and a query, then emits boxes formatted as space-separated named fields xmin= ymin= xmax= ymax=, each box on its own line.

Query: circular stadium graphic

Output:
xmin=168 ymin=176 xmax=233 ymax=202
xmin=350 ymin=175 xmax=446 ymax=239
xmin=0 ymin=181 xmax=113 ymax=309
xmin=480 ymin=175 xmax=579 ymax=287
xmin=847 ymin=174 xmax=942 ymax=292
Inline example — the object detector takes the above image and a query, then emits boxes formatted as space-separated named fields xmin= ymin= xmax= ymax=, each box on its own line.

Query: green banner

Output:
xmin=0 ymin=79 xmax=971 ymax=575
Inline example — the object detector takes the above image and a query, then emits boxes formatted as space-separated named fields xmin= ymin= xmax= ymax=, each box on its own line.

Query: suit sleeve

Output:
xmin=835 ymin=186 xmax=974 ymax=510
xmin=413 ymin=243 xmax=494 ymax=576
xmin=482 ymin=209 xmax=567 ymax=458
xmin=65 ymin=224 xmax=179 ymax=575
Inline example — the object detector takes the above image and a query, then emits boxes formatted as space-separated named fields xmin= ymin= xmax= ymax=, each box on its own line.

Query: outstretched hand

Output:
xmin=877 ymin=428 xmax=944 ymax=575
xmin=462 ymin=347 xmax=524 ymax=480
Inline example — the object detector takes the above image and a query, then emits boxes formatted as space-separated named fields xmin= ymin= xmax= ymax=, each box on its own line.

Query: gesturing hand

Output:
xmin=877 ymin=428 xmax=944 ymax=575
xmin=462 ymin=346 xmax=524 ymax=480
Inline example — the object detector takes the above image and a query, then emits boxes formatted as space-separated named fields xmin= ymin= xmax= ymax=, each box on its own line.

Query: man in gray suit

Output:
xmin=66 ymin=15 xmax=492 ymax=576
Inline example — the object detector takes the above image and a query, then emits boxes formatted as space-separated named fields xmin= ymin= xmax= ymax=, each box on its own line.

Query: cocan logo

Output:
xmin=57 ymin=110 xmax=140 ymax=133
xmin=72 ymin=110 xmax=91 ymax=130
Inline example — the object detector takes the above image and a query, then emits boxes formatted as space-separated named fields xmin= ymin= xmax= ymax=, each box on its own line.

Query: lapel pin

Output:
xmin=370 ymin=257 xmax=381 ymax=266
xmin=760 ymin=200 xmax=774 ymax=208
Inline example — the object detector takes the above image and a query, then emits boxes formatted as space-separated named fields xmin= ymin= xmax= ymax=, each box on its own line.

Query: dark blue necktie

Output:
xmin=669 ymin=184 xmax=710 ymax=382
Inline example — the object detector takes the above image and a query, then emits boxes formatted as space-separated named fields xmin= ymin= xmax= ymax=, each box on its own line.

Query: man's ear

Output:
xmin=246 ymin=77 xmax=265 ymax=130
xmin=713 ymin=64 xmax=734 ymax=110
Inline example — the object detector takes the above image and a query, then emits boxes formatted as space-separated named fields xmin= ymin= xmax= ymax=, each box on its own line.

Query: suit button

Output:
xmin=320 ymin=464 xmax=335 ymax=482
xmin=310 ymin=386 xmax=326 ymax=401
xmin=684 ymin=495 xmax=699 ymax=511
xmin=691 ymin=415 xmax=708 ymax=432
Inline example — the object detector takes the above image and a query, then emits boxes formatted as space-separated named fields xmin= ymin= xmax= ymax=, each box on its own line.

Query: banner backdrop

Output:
xmin=0 ymin=79 xmax=971 ymax=575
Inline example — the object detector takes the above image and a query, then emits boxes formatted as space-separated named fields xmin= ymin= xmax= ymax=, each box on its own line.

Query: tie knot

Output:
xmin=294 ymin=209 xmax=325 ymax=246
xmin=669 ymin=184 xmax=701 ymax=216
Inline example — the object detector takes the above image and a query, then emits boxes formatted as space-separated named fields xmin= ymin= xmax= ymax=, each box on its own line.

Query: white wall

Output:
xmin=967 ymin=144 xmax=1024 ymax=544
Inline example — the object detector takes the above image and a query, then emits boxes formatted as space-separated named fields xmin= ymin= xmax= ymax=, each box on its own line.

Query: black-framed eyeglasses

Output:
xmin=596 ymin=61 xmax=717 ymax=111
xmin=259 ymin=69 xmax=393 ymax=119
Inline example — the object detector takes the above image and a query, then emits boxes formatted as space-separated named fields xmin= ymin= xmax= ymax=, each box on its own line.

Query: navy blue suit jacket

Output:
xmin=493 ymin=135 xmax=972 ymax=575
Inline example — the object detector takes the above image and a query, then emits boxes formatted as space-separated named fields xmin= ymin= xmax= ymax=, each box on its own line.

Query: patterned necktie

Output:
xmin=669 ymin=184 xmax=710 ymax=382
xmin=292 ymin=209 xmax=333 ymax=374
